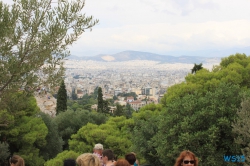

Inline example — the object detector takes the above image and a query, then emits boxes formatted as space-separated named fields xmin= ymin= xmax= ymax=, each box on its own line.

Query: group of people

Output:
xmin=8 ymin=144 xmax=198 ymax=166
xmin=71 ymin=143 xmax=140 ymax=166
xmin=69 ymin=143 xmax=198 ymax=166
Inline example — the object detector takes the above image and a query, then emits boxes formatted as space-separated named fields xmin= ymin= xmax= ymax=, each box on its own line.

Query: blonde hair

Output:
xmin=76 ymin=153 xmax=100 ymax=166
xmin=10 ymin=155 xmax=25 ymax=166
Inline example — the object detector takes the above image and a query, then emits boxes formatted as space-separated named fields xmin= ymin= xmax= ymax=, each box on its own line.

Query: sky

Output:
xmin=3 ymin=0 xmax=250 ymax=57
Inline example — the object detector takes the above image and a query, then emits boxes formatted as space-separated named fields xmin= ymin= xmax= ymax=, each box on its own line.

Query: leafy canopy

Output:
xmin=0 ymin=0 xmax=98 ymax=101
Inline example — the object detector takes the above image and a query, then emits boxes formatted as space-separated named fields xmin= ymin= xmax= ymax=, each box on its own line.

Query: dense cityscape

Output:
xmin=63 ymin=59 xmax=219 ymax=110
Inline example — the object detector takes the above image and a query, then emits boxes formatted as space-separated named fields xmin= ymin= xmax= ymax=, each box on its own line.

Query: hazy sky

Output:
xmin=3 ymin=0 xmax=250 ymax=57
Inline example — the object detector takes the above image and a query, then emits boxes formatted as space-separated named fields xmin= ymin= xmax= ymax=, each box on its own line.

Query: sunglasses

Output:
xmin=183 ymin=160 xmax=195 ymax=164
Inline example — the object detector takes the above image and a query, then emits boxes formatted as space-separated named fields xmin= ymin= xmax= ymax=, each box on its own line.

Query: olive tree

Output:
xmin=0 ymin=0 xmax=98 ymax=110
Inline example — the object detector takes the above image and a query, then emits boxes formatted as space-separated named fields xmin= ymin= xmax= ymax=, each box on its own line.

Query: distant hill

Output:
xmin=68 ymin=50 xmax=222 ymax=64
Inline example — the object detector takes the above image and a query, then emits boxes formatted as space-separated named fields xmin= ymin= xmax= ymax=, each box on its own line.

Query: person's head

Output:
xmin=125 ymin=153 xmax=136 ymax=165
xmin=115 ymin=159 xmax=130 ymax=166
xmin=174 ymin=150 xmax=198 ymax=166
xmin=9 ymin=155 xmax=25 ymax=166
xmin=130 ymin=152 xmax=136 ymax=156
xmin=93 ymin=143 xmax=104 ymax=155
xmin=76 ymin=153 xmax=100 ymax=166
xmin=102 ymin=149 xmax=114 ymax=163
xmin=64 ymin=159 xmax=76 ymax=166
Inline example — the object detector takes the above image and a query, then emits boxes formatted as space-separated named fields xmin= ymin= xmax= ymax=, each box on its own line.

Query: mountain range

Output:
xmin=68 ymin=50 xmax=222 ymax=64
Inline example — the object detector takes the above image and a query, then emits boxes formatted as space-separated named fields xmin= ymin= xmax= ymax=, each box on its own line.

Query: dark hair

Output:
xmin=125 ymin=153 xmax=136 ymax=165
xmin=102 ymin=149 xmax=114 ymax=161
xmin=174 ymin=150 xmax=198 ymax=166
xmin=64 ymin=159 xmax=76 ymax=166
xmin=9 ymin=155 xmax=25 ymax=166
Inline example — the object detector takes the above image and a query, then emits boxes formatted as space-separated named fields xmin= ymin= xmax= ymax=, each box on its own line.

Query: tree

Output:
xmin=0 ymin=110 xmax=14 ymax=128
xmin=83 ymin=104 xmax=92 ymax=112
xmin=103 ymin=100 xmax=110 ymax=114
xmin=232 ymin=95 xmax=250 ymax=165
xmin=39 ymin=112 xmax=64 ymax=161
xmin=132 ymin=54 xmax=250 ymax=165
xmin=97 ymin=87 xmax=104 ymax=113
xmin=69 ymin=116 xmax=134 ymax=158
xmin=117 ymin=92 xmax=138 ymax=100
xmin=191 ymin=63 xmax=203 ymax=74
xmin=44 ymin=150 xmax=80 ymax=166
xmin=54 ymin=109 xmax=108 ymax=150
xmin=114 ymin=103 xmax=125 ymax=116
xmin=125 ymin=103 xmax=133 ymax=118
xmin=220 ymin=53 xmax=250 ymax=68
xmin=0 ymin=142 xmax=10 ymax=166
xmin=130 ymin=103 xmax=163 ymax=166
xmin=154 ymin=83 xmax=243 ymax=166
xmin=0 ymin=0 xmax=98 ymax=102
xmin=71 ymin=89 xmax=78 ymax=100
xmin=162 ymin=54 xmax=250 ymax=106
xmin=113 ymin=95 xmax=118 ymax=101
xmin=8 ymin=116 xmax=48 ymax=166
xmin=56 ymin=80 xmax=67 ymax=114
xmin=0 ymin=93 xmax=49 ymax=166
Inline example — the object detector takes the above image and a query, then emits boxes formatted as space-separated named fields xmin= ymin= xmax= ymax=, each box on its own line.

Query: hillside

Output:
xmin=68 ymin=50 xmax=222 ymax=64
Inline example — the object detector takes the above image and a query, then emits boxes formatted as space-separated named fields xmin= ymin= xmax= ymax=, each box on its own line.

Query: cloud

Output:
xmin=70 ymin=19 xmax=250 ymax=56
xmin=139 ymin=0 xmax=219 ymax=16
xmin=2 ymin=0 xmax=250 ymax=57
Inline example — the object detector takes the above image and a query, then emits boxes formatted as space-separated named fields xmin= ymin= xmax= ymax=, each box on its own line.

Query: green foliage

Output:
xmin=232 ymin=93 xmax=250 ymax=165
xmin=191 ymin=63 xmax=203 ymax=74
xmin=124 ymin=103 xmax=136 ymax=118
xmin=69 ymin=116 xmax=134 ymax=158
xmin=161 ymin=82 xmax=202 ymax=105
xmin=220 ymin=53 xmax=250 ymax=68
xmin=39 ymin=112 xmax=63 ymax=161
xmin=9 ymin=116 xmax=48 ymax=166
xmin=54 ymin=110 xmax=108 ymax=150
xmin=0 ymin=92 xmax=39 ymax=117
xmin=56 ymin=80 xmax=67 ymax=114
xmin=0 ymin=0 xmax=98 ymax=101
xmin=97 ymin=87 xmax=104 ymax=113
xmin=0 ymin=93 xmax=40 ymax=138
xmin=0 ymin=110 xmax=14 ymax=129
xmin=114 ymin=103 xmax=125 ymax=116
xmin=71 ymin=89 xmax=78 ymax=100
xmin=130 ymin=103 xmax=163 ymax=166
xmin=139 ymin=103 xmax=163 ymax=112
xmin=113 ymin=95 xmax=118 ymax=100
xmin=71 ymin=102 xmax=82 ymax=111
xmin=67 ymin=88 xmax=98 ymax=111
xmin=117 ymin=92 xmax=138 ymax=99
xmin=0 ymin=94 xmax=48 ymax=166
xmin=103 ymin=100 xmax=111 ymax=114
xmin=163 ymin=53 xmax=250 ymax=106
xmin=75 ymin=93 xmax=97 ymax=105
xmin=44 ymin=150 xmax=80 ymax=166
xmin=155 ymin=83 xmax=243 ymax=166
xmin=0 ymin=143 xmax=9 ymax=166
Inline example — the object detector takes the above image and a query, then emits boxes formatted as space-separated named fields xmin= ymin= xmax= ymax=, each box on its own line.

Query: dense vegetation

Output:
xmin=1 ymin=53 xmax=250 ymax=166
xmin=2 ymin=0 xmax=249 ymax=166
